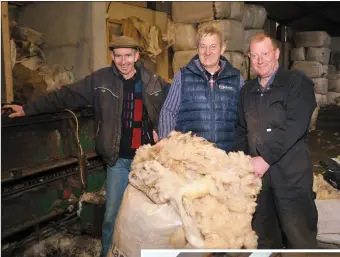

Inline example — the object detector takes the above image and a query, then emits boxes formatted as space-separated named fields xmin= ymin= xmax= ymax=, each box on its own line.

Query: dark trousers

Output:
xmin=252 ymin=155 xmax=318 ymax=249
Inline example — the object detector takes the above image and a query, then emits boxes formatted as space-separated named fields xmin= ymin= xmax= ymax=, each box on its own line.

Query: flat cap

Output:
xmin=108 ymin=36 xmax=139 ymax=51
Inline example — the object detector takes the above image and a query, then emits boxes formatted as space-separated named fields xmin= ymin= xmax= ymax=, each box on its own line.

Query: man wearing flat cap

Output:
xmin=4 ymin=36 xmax=170 ymax=256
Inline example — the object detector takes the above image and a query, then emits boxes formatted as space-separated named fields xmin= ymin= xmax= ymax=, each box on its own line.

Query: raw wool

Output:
xmin=294 ymin=31 xmax=331 ymax=48
xmin=327 ymin=92 xmax=340 ymax=105
xmin=129 ymin=131 xmax=262 ymax=249
xmin=113 ymin=185 xmax=185 ymax=257
xmin=172 ymin=23 xmax=198 ymax=52
xmin=243 ymin=29 xmax=264 ymax=54
xmin=315 ymin=94 xmax=328 ymax=107
xmin=172 ymin=50 xmax=197 ymax=74
xmin=242 ymin=4 xmax=267 ymax=29
xmin=38 ymin=65 xmax=74 ymax=92
xmin=22 ymin=233 xmax=101 ymax=257
xmin=312 ymin=78 xmax=328 ymax=95
xmin=198 ymin=20 xmax=244 ymax=52
xmin=306 ymin=47 xmax=331 ymax=65
xmin=313 ymin=174 xmax=340 ymax=200
xmin=328 ymin=78 xmax=340 ymax=93
xmin=214 ymin=2 xmax=245 ymax=22
xmin=172 ymin=2 xmax=214 ymax=23
xmin=291 ymin=61 xmax=328 ymax=78
xmin=222 ymin=51 xmax=247 ymax=79
xmin=290 ymin=47 xmax=306 ymax=61
xmin=309 ymin=107 xmax=320 ymax=132
xmin=328 ymin=65 xmax=340 ymax=80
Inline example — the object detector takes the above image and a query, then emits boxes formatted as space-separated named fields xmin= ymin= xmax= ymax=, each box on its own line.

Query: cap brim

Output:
xmin=108 ymin=45 xmax=139 ymax=51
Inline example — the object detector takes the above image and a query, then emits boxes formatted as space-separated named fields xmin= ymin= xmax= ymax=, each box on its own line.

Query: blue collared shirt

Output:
xmin=257 ymin=67 xmax=279 ymax=92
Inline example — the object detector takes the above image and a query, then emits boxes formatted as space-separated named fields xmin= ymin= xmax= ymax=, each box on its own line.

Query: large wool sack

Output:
xmin=329 ymin=79 xmax=340 ymax=93
xmin=214 ymin=2 xmax=244 ymax=21
xmin=222 ymin=51 xmax=247 ymax=79
xmin=172 ymin=50 xmax=197 ymax=74
xmin=327 ymin=92 xmax=340 ymax=105
xmin=315 ymin=93 xmax=327 ymax=106
xmin=306 ymin=47 xmax=331 ymax=65
xmin=198 ymin=20 xmax=244 ymax=52
xmin=290 ymin=47 xmax=306 ymax=61
xmin=294 ymin=31 xmax=331 ymax=48
xmin=243 ymin=29 xmax=264 ymax=54
xmin=113 ymin=185 xmax=185 ymax=257
xmin=328 ymin=65 xmax=340 ymax=80
xmin=172 ymin=2 xmax=214 ymax=23
xmin=291 ymin=61 xmax=328 ymax=78
xmin=242 ymin=4 xmax=267 ymax=29
xmin=172 ymin=23 xmax=197 ymax=52
xmin=312 ymin=78 xmax=328 ymax=95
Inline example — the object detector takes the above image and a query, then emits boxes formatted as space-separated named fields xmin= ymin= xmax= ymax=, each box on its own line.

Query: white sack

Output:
xmin=113 ymin=185 xmax=185 ymax=257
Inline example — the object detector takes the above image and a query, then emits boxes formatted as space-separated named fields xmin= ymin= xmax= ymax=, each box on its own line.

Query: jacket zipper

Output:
xmin=149 ymin=90 xmax=162 ymax=96
xmin=210 ymin=75 xmax=215 ymax=143
xmin=94 ymin=87 xmax=119 ymax=99
xmin=95 ymin=121 xmax=101 ymax=137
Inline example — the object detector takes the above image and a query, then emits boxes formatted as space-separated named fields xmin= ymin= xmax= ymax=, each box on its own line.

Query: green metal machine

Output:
xmin=1 ymin=107 xmax=106 ymax=256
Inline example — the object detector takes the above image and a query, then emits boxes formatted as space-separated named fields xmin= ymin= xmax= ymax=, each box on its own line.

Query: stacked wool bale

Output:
xmin=328 ymin=63 xmax=340 ymax=105
xmin=199 ymin=2 xmax=247 ymax=79
xmin=171 ymin=2 xmax=249 ymax=80
xmin=290 ymin=32 xmax=332 ymax=131
xmin=290 ymin=31 xmax=331 ymax=107
xmin=171 ymin=2 xmax=214 ymax=74
xmin=241 ymin=4 xmax=267 ymax=81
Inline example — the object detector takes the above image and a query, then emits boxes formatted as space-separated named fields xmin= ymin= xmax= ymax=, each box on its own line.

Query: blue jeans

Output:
xmin=102 ymin=158 xmax=132 ymax=256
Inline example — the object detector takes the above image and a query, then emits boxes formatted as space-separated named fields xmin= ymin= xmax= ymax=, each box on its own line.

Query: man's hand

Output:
xmin=153 ymin=130 xmax=159 ymax=143
xmin=251 ymin=156 xmax=270 ymax=178
xmin=1 ymin=105 xmax=25 ymax=118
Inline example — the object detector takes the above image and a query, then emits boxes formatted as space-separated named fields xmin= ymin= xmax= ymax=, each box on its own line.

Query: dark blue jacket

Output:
xmin=175 ymin=55 xmax=241 ymax=151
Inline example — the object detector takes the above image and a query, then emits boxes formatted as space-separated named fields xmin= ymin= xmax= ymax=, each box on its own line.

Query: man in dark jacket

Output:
xmin=159 ymin=26 xmax=243 ymax=151
xmin=233 ymin=32 xmax=318 ymax=249
xmin=3 ymin=36 xmax=170 ymax=256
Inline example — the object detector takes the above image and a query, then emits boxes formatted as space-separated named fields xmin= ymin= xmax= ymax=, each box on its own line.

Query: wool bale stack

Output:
xmin=200 ymin=2 xmax=248 ymax=80
xmin=241 ymin=4 xmax=267 ymax=81
xmin=291 ymin=31 xmax=332 ymax=107
xmin=327 ymin=64 xmax=340 ymax=105
xmin=171 ymin=2 xmax=213 ymax=74
xmin=171 ymin=2 xmax=252 ymax=80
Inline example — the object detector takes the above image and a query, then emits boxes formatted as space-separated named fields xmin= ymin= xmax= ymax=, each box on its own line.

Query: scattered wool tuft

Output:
xmin=313 ymin=174 xmax=340 ymax=200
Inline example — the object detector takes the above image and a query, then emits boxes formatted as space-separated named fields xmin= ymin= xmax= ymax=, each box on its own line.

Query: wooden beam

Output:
xmin=2 ymin=2 xmax=14 ymax=103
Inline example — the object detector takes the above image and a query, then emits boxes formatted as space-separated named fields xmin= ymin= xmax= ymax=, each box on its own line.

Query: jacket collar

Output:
xmin=111 ymin=60 xmax=150 ymax=83
xmin=186 ymin=55 xmax=239 ymax=80
xmin=251 ymin=66 xmax=286 ymax=93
